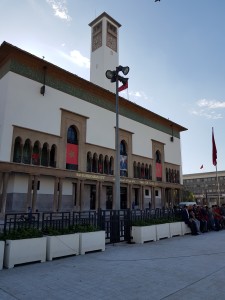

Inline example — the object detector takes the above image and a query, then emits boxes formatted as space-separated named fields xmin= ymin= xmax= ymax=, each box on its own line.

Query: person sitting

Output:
xmin=212 ymin=205 xmax=223 ymax=231
xmin=189 ymin=209 xmax=201 ymax=234
xmin=205 ymin=206 xmax=215 ymax=231
xmin=195 ymin=206 xmax=208 ymax=232
xmin=181 ymin=205 xmax=198 ymax=235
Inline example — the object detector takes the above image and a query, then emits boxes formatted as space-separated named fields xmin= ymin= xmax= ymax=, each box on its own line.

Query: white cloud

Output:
xmin=190 ymin=98 xmax=224 ymax=119
xmin=70 ymin=50 xmax=90 ymax=68
xmin=197 ymin=98 xmax=225 ymax=109
xmin=46 ymin=0 xmax=71 ymax=21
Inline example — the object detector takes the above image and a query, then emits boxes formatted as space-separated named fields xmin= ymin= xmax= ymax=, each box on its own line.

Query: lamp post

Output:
xmin=105 ymin=66 xmax=129 ymax=210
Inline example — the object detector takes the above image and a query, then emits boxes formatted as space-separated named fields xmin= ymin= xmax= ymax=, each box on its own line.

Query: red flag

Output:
xmin=66 ymin=143 xmax=78 ymax=165
xmin=212 ymin=127 xmax=217 ymax=166
xmin=200 ymin=165 xmax=203 ymax=169
xmin=118 ymin=81 xmax=128 ymax=92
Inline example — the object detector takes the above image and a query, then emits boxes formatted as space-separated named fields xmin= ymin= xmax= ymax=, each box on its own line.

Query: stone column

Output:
xmin=128 ymin=184 xmax=132 ymax=209
xmin=80 ymin=180 xmax=84 ymax=211
xmin=98 ymin=181 xmax=103 ymax=209
xmin=1 ymin=172 xmax=10 ymax=214
xmin=26 ymin=175 xmax=33 ymax=209
xmin=161 ymin=188 xmax=166 ymax=208
xmin=95 ymin=182 xmax=99 ymax=210
xmin=32 ymin=175 xmax=39 ymax=212
xmin=151 ymin=187 xmax=155 ymax=209
xmin=76 ymin=179 xmax=81 ymax=211
xmin=57 ymin=178 xmax=63 ymax=211
xmin=53 ymin=177 xmax=59 ymax=212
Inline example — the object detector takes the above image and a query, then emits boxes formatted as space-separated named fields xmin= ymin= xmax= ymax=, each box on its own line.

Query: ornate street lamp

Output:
xmin=105 ymin=65 xmax=129 ymax=209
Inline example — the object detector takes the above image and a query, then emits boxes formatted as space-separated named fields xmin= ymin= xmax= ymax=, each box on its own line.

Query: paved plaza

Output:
xmin=0 ymin=230 xmax=225 ymax=300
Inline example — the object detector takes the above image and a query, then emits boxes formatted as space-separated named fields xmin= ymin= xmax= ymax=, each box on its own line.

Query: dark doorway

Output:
xmin=120 ymin=187 xmax=127 ymax=209
xmin=90 ymin=185 xmax=96 ymax=210
xmin=106 ymin=186 xmax=113 ymax=209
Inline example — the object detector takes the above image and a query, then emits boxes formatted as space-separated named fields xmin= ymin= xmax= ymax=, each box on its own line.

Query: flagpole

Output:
xmin=215 ymin=165 xmax=221 ymax=206
xmin=212 ymin=127 xmax=220 ymax=206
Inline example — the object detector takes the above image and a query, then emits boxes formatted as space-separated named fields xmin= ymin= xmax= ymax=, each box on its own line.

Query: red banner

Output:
xmin=212 ymin=127 xmax=217 ymax=166
xmin=156 ymin=163 xmax=162 ymax=178
xmin=66 ymin=144 xmax=78 ymax=165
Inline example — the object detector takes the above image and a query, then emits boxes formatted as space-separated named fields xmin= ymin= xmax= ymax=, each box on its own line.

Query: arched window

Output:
xmin=169 ymin=168 xmax=171 ymax=182
xmin=32 ymin=141 xmax=40 ymax=165
xmin=137 ymin=162 xmax=141 ymax=179
xmin=177 ymin=171 xmax=180 ymax=183
xmin=13 ymin=136 xmax=22 ymax=163
xmin=22 ymin=139 xmax=31 ymax=164
xmin=104 ymin=156 xmax=109 ymax=174
xmin=133 ymin=161 xmax=137 ymax=178
xmin=41 ymin=143 xmax=48 ymax=166
xmin=149 ymin=165 xmax=152 ymax=180
xmin=145 ymin=164 xmax=149 ymax=179
xmin=166 ymin=168 xmax=169 ymax=182
xmin=156 ymin=150 xmax=161 ymax=163
xmin=92 ymin=153 xmax=98 ymax=173
xmin=50 ymin=144 xmax=56 ymax=168
xmin=66 ymin=126 xmax=78 ymax=170
xmin=109 ymin=156 xmax=114 ymax=175
xmin=120 ymin=140 xmax=127 ymax=177
xmin=155 ymin=150 xmax=162 ymax=181
xmin=141 ymin=163 xmax=145 ymax=179
xmin=98 ymin=154 xmax=103 ymax=173
xmin=87 ymin=152 xmax=92 ymax=172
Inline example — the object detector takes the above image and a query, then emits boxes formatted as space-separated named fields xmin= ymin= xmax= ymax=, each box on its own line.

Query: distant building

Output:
xmin=183 ymin=171 xmax=225 ymax=206
xmin=0 ymin=12 xmax=187 ymax=215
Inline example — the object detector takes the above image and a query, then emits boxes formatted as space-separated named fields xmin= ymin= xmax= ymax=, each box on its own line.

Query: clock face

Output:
xmin=92 ymin=32 xmax=102 ymax=52
xmin=106 ymin=33 xmax=117 ymax=52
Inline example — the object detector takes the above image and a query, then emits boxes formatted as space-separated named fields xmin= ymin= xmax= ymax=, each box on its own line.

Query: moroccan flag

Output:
xmin=212 ymin=127 xmax=217 ymax=166
xmin=156 ymin=163 xmax=162 ymax=178
xmin=66 ymin=143 xmax=78 ymax=165
xmin=118 ymin=81 xmax=128 ymax=92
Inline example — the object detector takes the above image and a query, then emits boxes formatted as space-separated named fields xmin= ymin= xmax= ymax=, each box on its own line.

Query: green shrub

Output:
xmin=132 ymin=217 xmax=182 ymax=226
xmin=72 ymin=224 xmax=99 ymax=233
xmin=0 ymin=228 xmax=43 ymax=240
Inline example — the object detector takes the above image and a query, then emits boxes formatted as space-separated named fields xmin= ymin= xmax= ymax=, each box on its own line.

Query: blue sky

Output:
xmin=1 ymin=0 xmax=225 ymax=175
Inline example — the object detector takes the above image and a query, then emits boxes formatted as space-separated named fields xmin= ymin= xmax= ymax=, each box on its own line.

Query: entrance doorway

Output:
xmin=90 ymin=185 xmax=96 ymax=210
xmin=120 ymin=187 xmax=127 ymax=209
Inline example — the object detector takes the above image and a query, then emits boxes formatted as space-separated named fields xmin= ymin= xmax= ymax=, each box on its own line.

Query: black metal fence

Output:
xmin=1 ymin=208 xmax=181 ymax=244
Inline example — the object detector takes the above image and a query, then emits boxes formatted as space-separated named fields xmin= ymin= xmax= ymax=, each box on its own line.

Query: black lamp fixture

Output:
xmin=105 ymin=65 xmax=130 ymax=210
xmin=170 ymin=123 xmax=174 ymax=142
xmin=40 ymin=66 xmax=47 ymax=96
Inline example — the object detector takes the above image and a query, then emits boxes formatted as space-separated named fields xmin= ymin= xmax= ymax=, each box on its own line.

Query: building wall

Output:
xmin=1 ymin=72 xmax=182 ymax=167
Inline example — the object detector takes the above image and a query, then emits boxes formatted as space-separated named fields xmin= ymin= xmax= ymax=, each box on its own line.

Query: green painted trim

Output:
xmin=7 ymin=60 xmax=180 ymax=138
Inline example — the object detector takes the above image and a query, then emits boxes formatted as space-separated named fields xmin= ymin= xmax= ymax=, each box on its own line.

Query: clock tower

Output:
xmin=89 ymin=12 xmax=121 ymax=93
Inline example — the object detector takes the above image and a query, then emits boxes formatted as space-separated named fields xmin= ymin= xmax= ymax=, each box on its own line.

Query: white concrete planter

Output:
xmin=132 ymin=225 xmax=156 ymax=244
xmin=46 ymin=233 xmax=79 ymax=261
xmin=0 ymin=241 xmax=4 ymax=270
xmin=79 ymin=231 xmax=105 ymax=255
xmin=4 ymin=237 xmax=47 ymax=269
xmin=181 ymin=222 xmax=192 ymax=235
xmin=169 ymin=222 xmax=183 ymax=238
xmin=156 ymin=223 xmax=170 ymax=240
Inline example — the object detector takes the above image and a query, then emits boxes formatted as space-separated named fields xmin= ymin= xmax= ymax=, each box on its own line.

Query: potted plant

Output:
xmin=0 ymin=235 xmax=5 ymax=270
xmin=44 ymin=227 xmax=79 ymax=261
xmin=2 ymin=228 xmax=47 ymax=269
xmin=74 ymin=225 xmax=105 ymax=255
xmin=131 ymin=220 xmax=157 ymax=244
xmin=169 ymin=217 xmax=183 ymax=237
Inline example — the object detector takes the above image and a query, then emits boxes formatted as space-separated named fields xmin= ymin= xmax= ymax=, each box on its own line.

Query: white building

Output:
xmin=0 ymin=12 xmax=187 ymax=214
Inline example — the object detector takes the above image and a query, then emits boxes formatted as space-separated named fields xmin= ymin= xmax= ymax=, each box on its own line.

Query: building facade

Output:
xmin=0 ymin=13 xmax=187 ymax=215
xmin=183 ymin=171 xmax=225 ymax=206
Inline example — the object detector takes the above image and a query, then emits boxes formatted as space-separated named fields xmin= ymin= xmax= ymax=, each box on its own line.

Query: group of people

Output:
xmin=181 ymin=203 xmax=225 ymax=235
